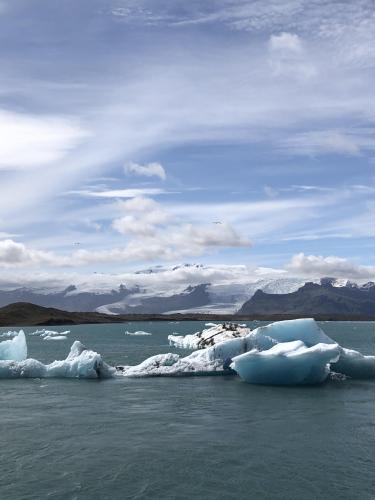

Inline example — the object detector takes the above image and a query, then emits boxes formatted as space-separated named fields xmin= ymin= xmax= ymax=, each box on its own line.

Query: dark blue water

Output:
xmin=1 ymin=321 xmax=375 ymax=500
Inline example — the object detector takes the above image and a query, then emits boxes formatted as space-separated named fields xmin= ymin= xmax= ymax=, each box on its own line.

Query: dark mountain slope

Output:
xmin=237 ymin=281 xmax=375 ymax=317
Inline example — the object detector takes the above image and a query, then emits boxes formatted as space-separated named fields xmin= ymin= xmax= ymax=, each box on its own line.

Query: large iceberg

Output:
xmin=119 ymin=318 xmax=375 ymax=385
xmin=231 ymin=341 xmax=340 ymax=385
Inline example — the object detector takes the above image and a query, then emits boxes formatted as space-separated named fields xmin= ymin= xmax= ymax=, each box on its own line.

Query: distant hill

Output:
xmin=237 ymin=279 xmax=375 ymax=319
xmin=0 ymin=302 xmax=129 ymax=326
xmin=0 ymin=285 xmax=133 ymax=312
xmin=0 ymin=302 xmax=242 ymax=326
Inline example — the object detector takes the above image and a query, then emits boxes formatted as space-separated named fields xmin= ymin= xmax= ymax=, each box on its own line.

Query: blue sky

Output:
xmin=1 ymin=0 xmax=375 ymax=285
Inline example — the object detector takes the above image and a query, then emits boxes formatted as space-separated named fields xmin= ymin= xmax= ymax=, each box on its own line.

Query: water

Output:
xmin=1 ymin=321 xmax=375 ymax=500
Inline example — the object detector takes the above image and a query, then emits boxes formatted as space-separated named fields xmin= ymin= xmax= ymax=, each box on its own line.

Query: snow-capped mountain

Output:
xmin=0 ymin=264 xmax=373 ymax=315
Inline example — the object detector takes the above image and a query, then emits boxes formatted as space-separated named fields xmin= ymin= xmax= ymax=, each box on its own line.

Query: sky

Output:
xmin=1 ymin=0 xmax=375 ymax=288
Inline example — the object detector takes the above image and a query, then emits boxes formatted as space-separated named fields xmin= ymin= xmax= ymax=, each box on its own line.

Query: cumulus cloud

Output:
xmin=125 ymin=161 xmax=166 ymax=180
xmin=0 ymin=239 xmax=69 ymax=267
xmin=0 ymin=110 xmax=89 ymax=170
xmin=112 ymin=196 xmax=250 ymax=253
xmin=112 ymin=197 xmax=171 ymax=236
xmin=286 ymin=252 xmax=375 ymax=280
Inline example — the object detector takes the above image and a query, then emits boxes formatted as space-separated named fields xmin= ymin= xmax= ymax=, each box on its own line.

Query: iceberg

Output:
xmin=168 ymin=322 xmax=250 ymax=349
xmin=0 ymin=340 xmax=115 ymax=379
xmin=331 ymin=348 xmax=375 ymax=379
xmin=119 ymin=318 xmax=364 ymax=385
xmin=231 ymin=341 xmax=340 ymax=385
xmin=0 ymin=331 xmax=27 ymax=361
xmin=246 ymin=318 xmax=335 ymax=350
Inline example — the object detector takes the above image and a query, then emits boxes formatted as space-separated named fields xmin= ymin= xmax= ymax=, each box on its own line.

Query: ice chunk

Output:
xmin=231 ymin=341 xmax=340 ymax=385
xmin=45 ymin=341 xmax=115 ymax=378
xmin=118 ymin=337 xmax=249 ymax=377
xmin=0 ymin=331 xmax=27 ymax=361
xmin=331 ymin=348 xmax=375 ymax=379
xmin=43 ymin=335 xmax=67 ymax=341
xmin=124 ymin=330 xmax=152 ymax=336
xmin=0 ymin=340 xmax=115 ymax=379
xmin=118 ymin=353 xmax=180 ymax=376
xmin=168 ymin=323 xmax=250 ymax=349
xmin=0 ymin=330 xmax=19 ymax=338
xmin=246 ymin=318 xmax=335 ymax=351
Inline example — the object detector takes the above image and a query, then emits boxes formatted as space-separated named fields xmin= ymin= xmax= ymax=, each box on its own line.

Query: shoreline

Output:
xmin=1 ymin=302 xmax=375 ymax=327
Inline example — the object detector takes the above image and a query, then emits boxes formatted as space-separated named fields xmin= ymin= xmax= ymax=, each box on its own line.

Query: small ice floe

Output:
xmin=29 ymin=329 xmax=70 ymax=339
xmin=43 ymin=335 xmax=68 ymax=341
xmin=0 ymin=330 xmax=19 ymax=338
xmin=168 ymin=322 xmax=250 ymax=350
xmin=28 ymin=329 xmax=46 ymax=336
xmin=124 ymin=330 xmax=152 ymax=336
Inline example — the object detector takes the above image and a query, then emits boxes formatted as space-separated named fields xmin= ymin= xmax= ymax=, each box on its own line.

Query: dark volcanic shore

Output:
xmin=0 ymin=302 xmax=375 ymax=327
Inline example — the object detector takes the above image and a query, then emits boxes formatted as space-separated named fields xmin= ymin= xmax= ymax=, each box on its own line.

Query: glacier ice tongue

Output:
xmin=231 ymin=341 xmax=340 ymax=385
xmin=0 ymin=331 xmax=27 ymax=361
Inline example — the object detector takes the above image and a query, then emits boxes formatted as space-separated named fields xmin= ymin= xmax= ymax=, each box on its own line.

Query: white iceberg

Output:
xmin=168 ymin=323 xmax=250 ymax=350
xmin=0 ymin=340 xmax=115 ymax=379
xmin=0 ymin=330 xmax=27 ymax=361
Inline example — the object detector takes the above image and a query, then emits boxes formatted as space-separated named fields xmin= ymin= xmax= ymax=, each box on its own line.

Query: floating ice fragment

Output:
xmin=168 ymin=323 xmax=250 ymax=349
xmin=124 ymin=330 xmax=152 ymax=336
xmin=0 ymin=331 xmax=27 ymax=361
xmin=0 ymin=330 xmax=19 ymax=338
xmin=0 ymin=340 xmax=115 ymax=379
xmin=231 ymin=341 xmax=340 ymax=385
xmin=43 ymin=335 xmax=68 ymax=341
xmin=332 ymin=348 xmax=375 ymax=379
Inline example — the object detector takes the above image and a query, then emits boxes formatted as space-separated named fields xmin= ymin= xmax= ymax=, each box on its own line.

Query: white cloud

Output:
xmin=269 ymin=32 xmax=303 ymax=53
xmin=286 ymin=252 xmax=375 ymax=279
xmin=268 ymin=32 xmax=316 ymax=80
xmin=70 ymin=188 xmax=167 ymax=198
xmin=279 ymin=129 xmax=375 ymax=156
xmin=0 ymin=110 xmax=89 ymax=170
xmin=112 ymin=197 xmax=171 ymax=236
xmin=0 ymin=239 xmax=69 ymax=267
xmin=125 ymin=161 xmax=166 ymax=180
